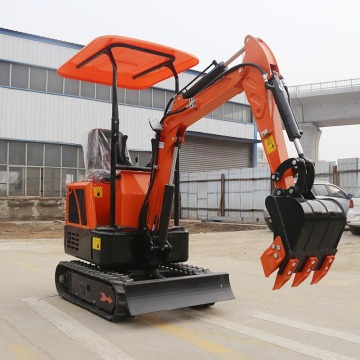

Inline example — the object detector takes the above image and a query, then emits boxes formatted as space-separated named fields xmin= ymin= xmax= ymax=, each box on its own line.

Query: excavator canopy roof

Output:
xmin=57 ymin=35 xmax=199 ymax=90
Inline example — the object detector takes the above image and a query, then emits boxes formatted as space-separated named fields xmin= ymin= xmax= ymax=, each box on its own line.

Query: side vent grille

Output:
xmin=66 ymin=232 xmax=79 ymax=251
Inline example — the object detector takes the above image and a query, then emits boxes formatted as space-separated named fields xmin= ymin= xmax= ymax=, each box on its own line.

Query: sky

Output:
xmin=1 ymin=0 xmax=360 ymax=162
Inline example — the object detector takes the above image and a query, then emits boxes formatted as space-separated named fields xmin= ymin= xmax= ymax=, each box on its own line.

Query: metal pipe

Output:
xmin=294 ymin=138 xmax=305 ymax=158
xmin=174 ymin=152 xmax=180 ymax=226
xmin=107 ymin=50 xmax=119 ymax=228
xmin=224 ymin=46 xmax=245 ymax=67
xmin=220 ymin=174 xmax=225 ymax=216
xmin=169 ymin=146 xmax=179 ymax=185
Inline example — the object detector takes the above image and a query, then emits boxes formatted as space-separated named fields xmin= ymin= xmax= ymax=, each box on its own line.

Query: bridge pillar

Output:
xmin=298 ymin=123 xmax=322 ymax=161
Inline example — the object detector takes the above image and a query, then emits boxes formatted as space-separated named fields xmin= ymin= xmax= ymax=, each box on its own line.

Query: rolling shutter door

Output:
xmin=179 ymin=134 xmax=252 ymax=172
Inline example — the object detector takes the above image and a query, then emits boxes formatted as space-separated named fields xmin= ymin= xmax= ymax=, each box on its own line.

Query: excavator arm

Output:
xmin=143 ymin=35 xmax=346 ymax=289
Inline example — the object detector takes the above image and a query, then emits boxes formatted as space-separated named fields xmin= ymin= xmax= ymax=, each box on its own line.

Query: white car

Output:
xmin=347 ymin=190 xmax=360 ymax=234
xmin=264 ymin=181 xmax=352 ymax=231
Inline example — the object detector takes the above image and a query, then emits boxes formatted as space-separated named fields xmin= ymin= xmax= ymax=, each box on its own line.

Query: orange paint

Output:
xmin=57 ymin=35 xmax=198 ymax=90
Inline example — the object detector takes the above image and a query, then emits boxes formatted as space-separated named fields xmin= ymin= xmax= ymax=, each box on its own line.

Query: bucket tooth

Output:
xmin=311 ymin=255 xmax=335 ymax=285
xmin=292 ymin=256 xmax=318 ymax=287
xmin=273 ymin=258 xmax=299 ymax=290
xmin=260 ymin=236 xmax=286 ymax=277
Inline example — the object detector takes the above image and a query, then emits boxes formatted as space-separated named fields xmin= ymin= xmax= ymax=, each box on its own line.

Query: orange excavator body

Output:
xmin=55 ymin=34 xmax=346 ymax=320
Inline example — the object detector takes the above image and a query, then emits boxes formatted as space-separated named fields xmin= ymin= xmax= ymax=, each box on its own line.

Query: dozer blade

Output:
xmin=124 ymin=272 xmax=234 ymax=316
xmin=55 ymin=261 xmax=234 ymax=321
xmin=261 ymin=195 xmax=346 ymax=289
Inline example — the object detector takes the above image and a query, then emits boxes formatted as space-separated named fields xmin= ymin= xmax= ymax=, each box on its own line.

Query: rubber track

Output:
xmin=56 ymin=260 xmax=210 ymax=321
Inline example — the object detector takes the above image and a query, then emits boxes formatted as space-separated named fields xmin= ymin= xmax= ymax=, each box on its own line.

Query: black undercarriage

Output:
xmin=56 ymin=225 xmax=235 ymax=320
xmin=55 ymin=260 xmax=234 ymax=320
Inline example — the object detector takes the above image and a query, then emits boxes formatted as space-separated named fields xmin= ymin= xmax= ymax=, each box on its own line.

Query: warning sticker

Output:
xmin=92 ymin=237 xmax=101 ymax=251
xmin=93 ymin=186 xmax=103 ymax=198
xmin=264 ymin=134 xmax=277 ymax=154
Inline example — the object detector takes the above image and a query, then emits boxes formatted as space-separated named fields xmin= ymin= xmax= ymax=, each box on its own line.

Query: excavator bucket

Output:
xmin=261 ymin=195 xmax=346 ymax=289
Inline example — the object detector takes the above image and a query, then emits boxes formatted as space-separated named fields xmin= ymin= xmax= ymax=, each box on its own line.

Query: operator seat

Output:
xmin=86 ymin=128 xmax=132 ymax=181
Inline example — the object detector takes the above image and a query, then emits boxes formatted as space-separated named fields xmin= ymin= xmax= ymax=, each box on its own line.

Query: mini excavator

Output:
xmin=55 ymin=35 xmax=346 ymax=320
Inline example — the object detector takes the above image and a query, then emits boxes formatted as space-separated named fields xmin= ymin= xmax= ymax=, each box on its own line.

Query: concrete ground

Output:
xmin=0 ymin=228 xmax=359 ymax=360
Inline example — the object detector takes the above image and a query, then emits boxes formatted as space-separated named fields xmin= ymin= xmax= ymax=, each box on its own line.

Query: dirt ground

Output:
xmin=0 ymin=220 xmax=266 ymax=239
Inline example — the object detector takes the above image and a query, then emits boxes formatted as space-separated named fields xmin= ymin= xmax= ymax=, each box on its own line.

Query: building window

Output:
xmin=8 ymin=167 xmax=25 ymax=196
xmin=96 ymin=84 xmax=110 ymax=101
xmin=0 ymin=140 xmax=7 ymax=164
xmin=45 ymin=144 xmax=61 ymax=167
xmin=44 ymin=167 xmax=61 ymax=197
xmin=153 ymin=88 xmax=165 ymax=109
xmin=64 ymin=78 xmax=80 ymax=96
xmin=62 ymin=146 xmax=77 ymax=168
xmin=78 ymin=147 xmax=85 ymax=168
xmin=0 ymin=165 xmax=6 ymax=196
xmin=30 ymin=67 xmax=47 ymax=91
xmin=233 ymin=103 xmax=243 ymax=121
xmin=0 ymin=61 xmax=10 ymax=86
xmin=26 ymin=167 xmax=41 ymax=196
xmin=213 ymin=105 xmax=223 ymax=118
xmin=126 ymin=89 xmax=139 ymax=105
xmin=47 ymin=69 xmax=63 ymax=94
xmin=0 ymin=140 xmax=85 ymax=197
xmin=80 ymin=81 xmax=95 ymax=99
xmin=243 ymin=106 xmax=252 ymax=122
xmin=140 ymin=88 xmax=152 ymax=107
xmin=1 ymin=59 xmax=254 ymax=124
xmin=223 ymin=103 xmax=233 ymax=120
xmin=9 ymin=141 xmax=26 ymax=165
xmin=27 ymin=142 xmax=44 ymax=166
xmin=11 ymin=64 xmax=29 ymax=89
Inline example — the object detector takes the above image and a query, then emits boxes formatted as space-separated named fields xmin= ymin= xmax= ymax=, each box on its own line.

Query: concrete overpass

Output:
xmin=289 ymin=78 xmax=360 ymax=160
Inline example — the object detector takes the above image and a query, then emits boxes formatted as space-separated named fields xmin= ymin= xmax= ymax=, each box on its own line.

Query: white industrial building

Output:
xmin=0 ymin=28 xmax=258 ymax=198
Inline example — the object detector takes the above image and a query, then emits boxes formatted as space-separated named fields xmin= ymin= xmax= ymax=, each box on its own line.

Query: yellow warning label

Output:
xmin=92 ymin=237 xmax=101 ymax=251
xmin=93 ymin=186 xmax=103 ymax=198
xmin=264 ymin=134 xmax=277 ymax=154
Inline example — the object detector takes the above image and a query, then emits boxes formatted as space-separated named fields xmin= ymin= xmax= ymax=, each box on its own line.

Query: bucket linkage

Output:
xmin=260 ymin=157 xmax=346 ymax=289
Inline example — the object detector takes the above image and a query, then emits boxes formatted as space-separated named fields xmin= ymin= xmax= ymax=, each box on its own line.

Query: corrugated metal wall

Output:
xmin=0 ymin=88 xmax=255 ymax=153
xmin=188 ymin=118 xmax=254 ymax=139
xmin=0 ymin=31 xmax=256 ymax=152
xmin=180 ymin=134 xmax=252 ymax=172
xmin=0 ymin=87 xmax=162 ymax=150
xmin=0 ymin=33 xmax=77 ymax=69
xmin=338 ymin=158 xmax=360 ymax=195
xmin=180 ymin=159 xmax=360 ymax=222
xmin=180 ymin=166 xmax=270 ymax=221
